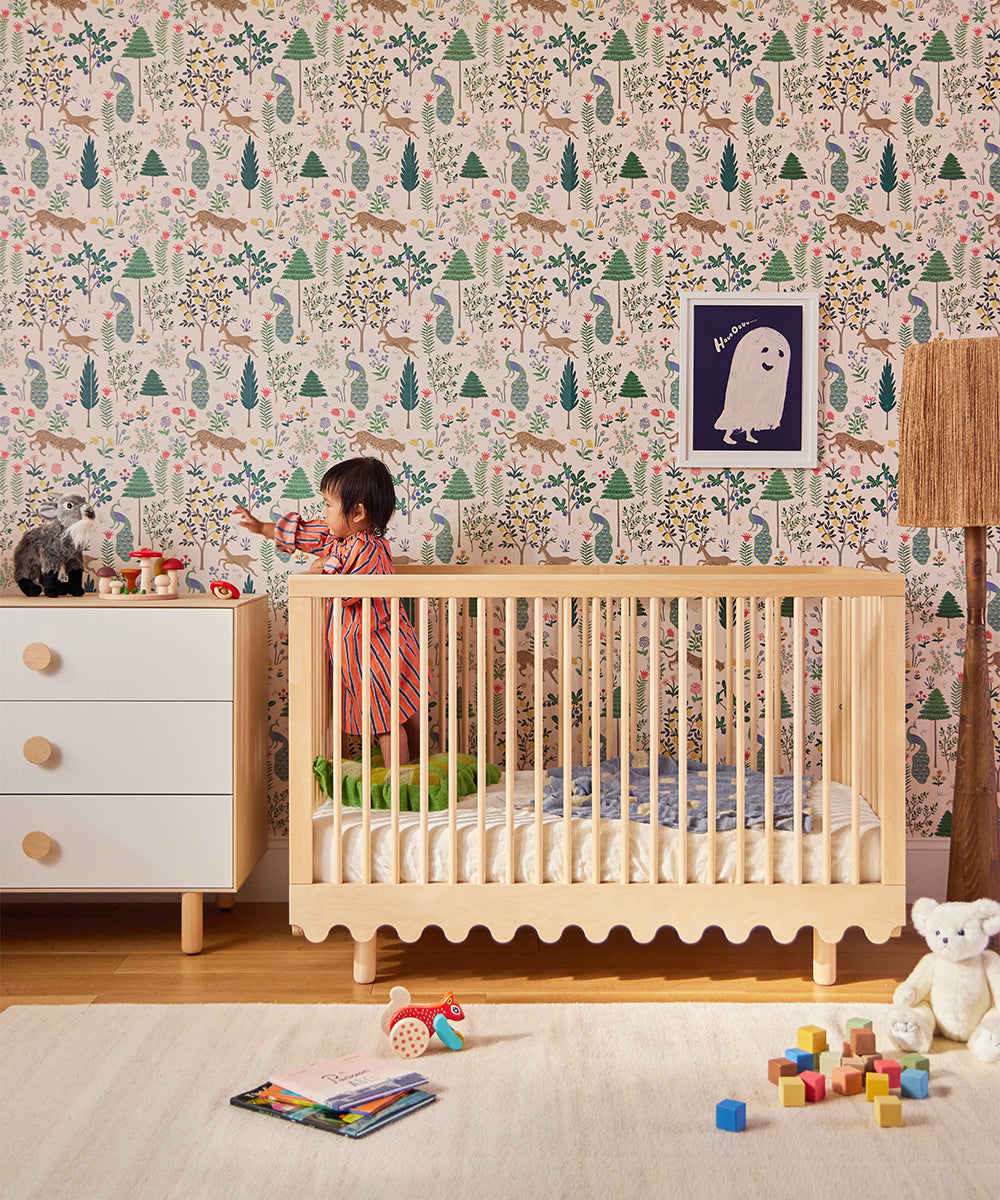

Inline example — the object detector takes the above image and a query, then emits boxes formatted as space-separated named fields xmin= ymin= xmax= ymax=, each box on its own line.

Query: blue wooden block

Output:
xmin=785 ymin=1047 xmax=814 ymax=1073
xmin=899 ymin=1068 xmax=929 ymax=1099
xmin=716 ymin=1099 xmax=746 ymax=1132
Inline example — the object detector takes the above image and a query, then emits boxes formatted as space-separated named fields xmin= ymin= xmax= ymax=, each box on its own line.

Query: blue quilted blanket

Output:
xmin=541 ymin=755 xmax=812 ymax=833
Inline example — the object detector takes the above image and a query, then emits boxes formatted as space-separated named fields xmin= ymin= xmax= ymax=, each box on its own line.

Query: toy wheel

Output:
xmin=390 ymin=1017 xmax=430 ymax=1059
xmin=210 ymin=580 xmax=240 ymax=599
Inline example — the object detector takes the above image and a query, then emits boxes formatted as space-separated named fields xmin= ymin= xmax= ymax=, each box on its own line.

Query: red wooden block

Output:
xmin=768 ymin=1057 xmax=798 ymax=1085
xmin=875 ymin=1059 xmax=901 ymax=1088
xmin=799 ymin=1069 xmax=826 ymax=1102
xmin=850 ymin=1028 xmax=877 ymax=1056
xmin=832 ymin=1065 xmax=863 ymax=1096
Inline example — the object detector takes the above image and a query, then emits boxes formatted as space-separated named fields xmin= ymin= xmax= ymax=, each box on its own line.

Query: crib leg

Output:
xmin=353 ymin=935 xmax=377 ymax=984
xmin=812 ymin=930 xmax=837 ymax=986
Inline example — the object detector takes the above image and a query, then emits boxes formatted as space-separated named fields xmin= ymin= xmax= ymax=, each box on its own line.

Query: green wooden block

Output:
xmin=846 ymin=1017 xmax=873 ymax=1032
xmin=899 ymin=1052 xmax=930 ymax=1075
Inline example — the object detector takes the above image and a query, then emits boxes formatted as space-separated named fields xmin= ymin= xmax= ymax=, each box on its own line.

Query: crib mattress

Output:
xmin=312 ymin=771 xmax=881 ymax=885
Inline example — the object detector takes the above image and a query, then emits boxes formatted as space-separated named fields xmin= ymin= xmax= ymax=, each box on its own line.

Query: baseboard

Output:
xmin=5 ymin=838 xmax=949 ymax=906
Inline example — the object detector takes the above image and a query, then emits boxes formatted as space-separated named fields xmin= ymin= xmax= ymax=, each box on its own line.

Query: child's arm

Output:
xmin=233 ymin=505 xmax=275 ymax=540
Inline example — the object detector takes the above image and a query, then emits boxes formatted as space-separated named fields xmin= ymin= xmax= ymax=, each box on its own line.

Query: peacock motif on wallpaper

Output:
xmin=907 ymin=725 xmax=931 ymax=785
xmin=111 ymin=61 xmax=133 ymax=123
xmin=506 ymin=351 xmax=529 ymax=411
xmin=666 ymin=135 xmax=689 ymax=192
xmin=26 ymin=353 xmax=48 ymax=411
xmin=269 ymin=285 xmax=294 ymax=344
xmin=271 ymin=66 xmax=295 ymax=125
xmin=186 ymin=350 xmax=209 ymax=410
xmin=110 ymin=506 xmax=133 ymax=560
xmin=347 ymin=356 xmax=369 ymax=411
xmin=506 ymin=131 xmax=530 ymax=192
xmin=749 ymin=507 xmax=772 ymax=564
xmin=430 ymin=508 xmax=453 ymax=563
xmin=985 ymin=134 xmax=1000 ymax=194
xmin=589 ymin=286 xmax=614 ymax=345
xmin=590 ymin=67 xmax=614 ymax=126
xmin=185 ymin=132 xmax=210 ymax=191
xmin=432 ymin=66 xmax=454 ymax=125
xmin=751 ymin=70 xmax=773 ymax=127
xmin=346 ymin=134 xmax=369 ymax=192
xmin=907 ymin=289 xmax=932 ymax=344
xmin=112 ymin=286 xmax=134 ymax=343
xmin=589 ymin=507 xmax=614 ymax=564
xmin=430 ymin=288 xmax=453 ymax=345
xmin=826 ymin=356 xmax=848 ymax=412
xmin=26 ymin=132 xmax=48 ymax=190
xmin=825 ymin=134 xmax=849 ymax=194
xmin=908 ymin=69 xmax=933 ymax=127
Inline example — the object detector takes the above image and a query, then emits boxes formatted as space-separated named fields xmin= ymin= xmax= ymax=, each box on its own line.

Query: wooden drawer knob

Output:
xmin=23 ymin=736 xmax=54 ymax=765
xmin=23 ymin=642 xmax=53 ymax=671
xmin=22 ymin=831 xmax=52 ymax=860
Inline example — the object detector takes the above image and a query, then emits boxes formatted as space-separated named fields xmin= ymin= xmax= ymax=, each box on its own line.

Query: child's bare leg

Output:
xmin=403 ymin=713 xmax=422 ymax=762
xmin=378 ymin=725 xmax=410 ymax=769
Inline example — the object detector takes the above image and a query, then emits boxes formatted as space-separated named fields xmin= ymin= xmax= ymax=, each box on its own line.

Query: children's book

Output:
xmin=230 ymin=1082 xmax=436 ymax=1138
xmin=268 ymin=1053 xmax=429 ymax=1110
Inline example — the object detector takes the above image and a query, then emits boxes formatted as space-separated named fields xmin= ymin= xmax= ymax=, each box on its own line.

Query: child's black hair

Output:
xmin=320 ymin=456 xmax=397 ymax=538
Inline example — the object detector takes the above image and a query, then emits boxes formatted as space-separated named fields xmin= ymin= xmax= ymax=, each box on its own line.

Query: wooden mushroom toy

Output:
xmin=160 ymin=558 xmax=185 ymax=596
xmin=129 ymin=547 xmax=160 ymax=594
xmin=94 ymin=566 xmax=118 ymax=595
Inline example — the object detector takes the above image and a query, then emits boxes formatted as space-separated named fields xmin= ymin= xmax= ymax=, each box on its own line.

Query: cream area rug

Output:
xmin=2 ymin=1002 xmax=996 ymax=1200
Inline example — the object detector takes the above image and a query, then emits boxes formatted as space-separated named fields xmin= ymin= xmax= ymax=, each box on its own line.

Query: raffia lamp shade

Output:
xmin=898 ymin=336 xmax=1000 ymax=528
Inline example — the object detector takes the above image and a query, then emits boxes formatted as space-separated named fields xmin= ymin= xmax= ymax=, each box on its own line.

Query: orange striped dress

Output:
xmin=275 ymin=516 xmax=421 ymax=736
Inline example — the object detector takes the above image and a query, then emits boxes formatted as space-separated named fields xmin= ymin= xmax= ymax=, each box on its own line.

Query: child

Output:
xmin=234 ymin=457 xmax=423 ymax=767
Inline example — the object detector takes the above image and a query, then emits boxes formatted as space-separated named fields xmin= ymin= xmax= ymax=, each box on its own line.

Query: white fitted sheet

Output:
xmin=312 ymin=771 xmax=881 ymax=884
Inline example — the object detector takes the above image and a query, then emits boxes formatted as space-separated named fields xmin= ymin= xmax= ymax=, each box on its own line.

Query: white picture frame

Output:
xmin=678 ymin=292 xmax=820 ymax=468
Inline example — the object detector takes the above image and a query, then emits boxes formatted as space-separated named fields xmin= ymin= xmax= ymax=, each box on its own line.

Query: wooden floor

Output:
xmin=1 ymin=900 xmax=923 ymax=1010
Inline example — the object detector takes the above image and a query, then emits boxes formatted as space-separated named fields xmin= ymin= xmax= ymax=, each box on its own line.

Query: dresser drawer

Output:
xmin=1 ymin=794 xmax=234 ymax=889
xmin=0 ymin=608 xmax=233 ymax=701
xmin=0 ymin=702 xmax=233 ymax=795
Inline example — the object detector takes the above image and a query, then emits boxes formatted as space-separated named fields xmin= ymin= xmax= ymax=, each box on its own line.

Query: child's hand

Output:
xmin=307 ymin=554 xmax=330 ymax=575
xmin=233 ymin=505 xmax=274 ymax=539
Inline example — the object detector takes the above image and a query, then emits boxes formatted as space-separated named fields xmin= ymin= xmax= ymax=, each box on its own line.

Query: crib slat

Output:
xmin=477 ymin=596 xmax=487 ymax=884
xmin=390 ymin=598 xmax=400 ymax=886
xmin=534 ymin=597 xmax=544 ymax=887
xmin=448 ymin=597 xmax=458 ymax=886
xmin=851 ymin=596 xmax=861 ymax=886
xmin=649 ymin=597 xmax=660 ymax=884
xmin=704 ymin=596 xmax=716 ymax=885
xmin=620 ymin=597 xmax=632 ymax=886
xmin=591 ymin=599 xmax=601 ymax=885
xmin=505 ymin=597 xmax=515 ymax=886
xmin=764 ymin=596 xmax=775 ymax=886
xmin=580 ymin=599 xmax=591 ymax=768
xmin=562 ymin=595 xmax=573 ymax=887
xmin=735 ymin=597 xmax=746 ymax=886
xmin=821 ymin=596 xmax=832 ymax=886
xmin=725 ymin=599 xmax=735 ymax=767
xmin=436 ymin=600 xmax=446 ymax=754
xmin=793 ymin=596 xmax=804 ymax=887
xmin=419 ymin=596 xmax=430 ymax=886
xmin=677 ymin=597 xmax=688 ymax=886
xmin=461 ymin=602 xmax=470 ymax=756
xmin=331 ymin=597 xmax=343 ymax=887
xmin=361 ymin=597 xmax=372 ymax=887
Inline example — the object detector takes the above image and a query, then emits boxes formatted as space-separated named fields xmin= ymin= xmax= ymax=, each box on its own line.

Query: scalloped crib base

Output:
xmin=289 ymin=881 xmax=906 ymax=986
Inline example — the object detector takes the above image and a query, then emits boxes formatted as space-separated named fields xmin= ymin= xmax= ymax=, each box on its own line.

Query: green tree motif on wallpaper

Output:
xmin=864 ymin=23 xmax=915 ymax=86
xmin=559 ymin=357 xmax=578 ymax=427
xmin=298 ymin=370 xmax=327 ymax=407
xmin=122 ymin=464 xmax=155 ymax=547
xmin=399 ymin=357 xmax=419 ymax=428
xmin=400 ymin=139 xmax=418 ymax=209
xmin=619 ymin=151 xmax=646 ymax=192
xmin=602 ymin=468 xmax=635 ymax=542
xmin=543 ymin=244 xmax=595 ymax=305
xmin=281 ymin=467 xmax=314 ymax=511
xmin=442 ymin=468 xmax=474 ymax=547
xmin=878 ymin=359 xmax=896 ymax=428
xmin=285 ymin=28 xmax=316 ymax=110
xmin=80 ymin=136 xmax=99 ymax=207
xmin=19 ymin=260 xmax=72 ymax=351
xmin=657 ymin=46 xmax=712 ymax=134
xmin=139 ymin=369 xmax=167 ymax=402
xmin=442 ymin=27 xmax=476 ymax=112
xmin=501 ymin=261 xmax=552 ymax=352
xmin=918 ymin=687 xmax=951 ymax=767
xmin=282 ymin=248 xmax=316 ymax=327
xmin=122 ymin=27 xmax=155 ymax=110
xmin=819 ymin=46 xmax=873 ymax=135
xmin=121 ymin=246 xmax=155 ymax=329
xmin=602 ymin=28 xmax=635 ymax=108
xmin=338 ymin=260 xmax=392 ymax=352
xmin=139 ymin=149 xmax=167 ymax=181
xmin=920 ymin=250 xmax=953 ymax=328
xmin=719 ymin=139 xmax=737 ymax=210
xmin=79 ymin=356 xmax=99 ymax=428
xmin=386 ymin=24 xmax=438 ymax=83
xmin=761 ymin=28 xmax=794 ymax=113
xmin=760 ymin=469 xmax=793 ymax=551
xmin=921 ymin=29 xmax=954 ymax=109
xmin=65 ymin=242 xmax=117 ymax=303
xmin=602 ymin=249 xmax=635 ymax=325
xmin=180 ymin=261 xmax=234 ymax=351
xmin=761 ymin=249 xmax=793 ymax=289
xmin=441 ymin=248 xmax=475 ymax=331
xmin=19 ymin=38 xmax=72 ymax=131
xmin=459 ymin=151 xmax=487 ymax=187
xmin=561 ymin=141 xmax=580 ymax=208
xmin=706 ymin=24 xmax=757 ymax=83
xmin=864 ymin=245 xmax=914 ymax=300
xmin=387 ymin=243 xmax=434 ymax=305
xmin=546 ymin=22 xmax=597 ymax=87
xmin=935 ymin=591 xmax=962 ymax=625
xmin=180 ymin=42 xmax=233 ymax=132
xmin=68 ymin=22 xmax=118 ymax=84
xmin=227 ymin=20 xmax=278 ymax=85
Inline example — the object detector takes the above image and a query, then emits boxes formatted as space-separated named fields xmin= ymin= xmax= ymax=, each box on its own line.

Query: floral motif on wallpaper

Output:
xmin=0 ymin=0 xmax=998 ymax=836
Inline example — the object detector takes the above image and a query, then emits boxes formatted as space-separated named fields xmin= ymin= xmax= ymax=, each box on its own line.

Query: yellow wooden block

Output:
xmin=779 ymin=1076 xmax=806 ymax=1107
xmin=797 ymin=1025 xmax=828 ymax=1055
xmin=866 ymin=1072 xmax=890 ymax=1102
xmin=874 ymin=1095 xmax=903 ymax=1127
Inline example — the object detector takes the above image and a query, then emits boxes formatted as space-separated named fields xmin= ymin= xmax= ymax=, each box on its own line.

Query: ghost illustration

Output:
xmin=715 ymin=327 xmax=791 ymax=444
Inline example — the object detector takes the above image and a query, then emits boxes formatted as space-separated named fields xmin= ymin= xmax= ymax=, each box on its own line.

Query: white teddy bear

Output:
xmin=887 ymin=896 xmax=1000 ymax=1063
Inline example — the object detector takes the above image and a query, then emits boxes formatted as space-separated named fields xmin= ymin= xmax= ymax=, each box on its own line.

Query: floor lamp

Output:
xmin=898 ymin=335 xmax=1000 ymax=910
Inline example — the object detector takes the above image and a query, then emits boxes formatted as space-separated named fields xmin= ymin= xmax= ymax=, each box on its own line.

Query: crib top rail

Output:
xmin=288 ymin=565 xmax=904 ymax=602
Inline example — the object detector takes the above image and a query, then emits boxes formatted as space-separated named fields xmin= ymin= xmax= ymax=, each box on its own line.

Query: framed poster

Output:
xmin=677 ymin=293 xmax=819 ymax=468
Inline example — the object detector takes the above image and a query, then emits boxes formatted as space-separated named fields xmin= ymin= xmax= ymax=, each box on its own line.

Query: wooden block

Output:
xmin=799 ymin=1069 xmax=826 ymax=1102
xmin=818 ymin=1051 xmax=842 ymax=1078
xmin=866 ymin=1072 xmax=890 ymax=1102
xmin=716 ymin=1099 xmax=746 ymax=1131
xmin=797 ymin=1025 xmax=828 ymax=1055
xmin=841 ymin=1055 xmax=866 ymax=1075
xmin=899 ymin=1053 xmax=930 ymax=1076
xmin=831 ymin=1065 xmax=863 ymax=1096
xmin=846 ymin=1017 xmax=873 ymax=1032
xmin=858 ymin=1054 xmax=878 ymax=1075
xmin=874 ymin=1058 xmax=901 ymax=1088
xmin=874 ymin=1095 xmax=903 ymax=1127
xmin=779 ymin=1076 xmax=806 ymax=1107
xmin=900 ymin=1068 xmax=929 ymax=1099
xmin=850 ymin=1027 xmax=877 ymax=1056
xmin=784 ymin=1047 xmax=814 ymax=1073
xmin=768 ymin=1056 xmax=797 ymax=1085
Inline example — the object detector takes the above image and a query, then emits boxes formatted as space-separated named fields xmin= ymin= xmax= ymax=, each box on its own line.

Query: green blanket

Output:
xmin=313 ymin=752 xmax=500 ymax=812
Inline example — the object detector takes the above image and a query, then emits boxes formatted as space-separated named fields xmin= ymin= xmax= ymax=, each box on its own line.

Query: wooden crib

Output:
xmin=288 ymin=567 xmax=905 ymax=986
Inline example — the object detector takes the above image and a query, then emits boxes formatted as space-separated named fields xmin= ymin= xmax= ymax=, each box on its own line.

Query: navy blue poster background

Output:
xmin=690 ymin=304 xmax=804 ymax=455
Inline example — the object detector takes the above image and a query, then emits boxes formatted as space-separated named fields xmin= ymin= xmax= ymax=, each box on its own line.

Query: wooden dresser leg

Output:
xmin=216 ymin=892 xmax=236 ymax=911
xmin=812 ymin=929 xmax=837 ymax=986
xmin=353 ymin=935 xmax=377 ymax=984
xmin=181 ymin=892 xmax=203 ymax=955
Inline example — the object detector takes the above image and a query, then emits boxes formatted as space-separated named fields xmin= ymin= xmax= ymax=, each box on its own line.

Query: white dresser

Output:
xmin=0 ymin=594 xmax=269 ymax=952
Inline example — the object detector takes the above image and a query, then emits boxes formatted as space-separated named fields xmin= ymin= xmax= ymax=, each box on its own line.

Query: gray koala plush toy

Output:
xmin=14 ymin=493 xmax=96 ymax=598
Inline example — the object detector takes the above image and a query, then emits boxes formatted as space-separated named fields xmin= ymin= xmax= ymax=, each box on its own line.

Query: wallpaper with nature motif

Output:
xmin=1 ymin=0 xmax=998 ymax=838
